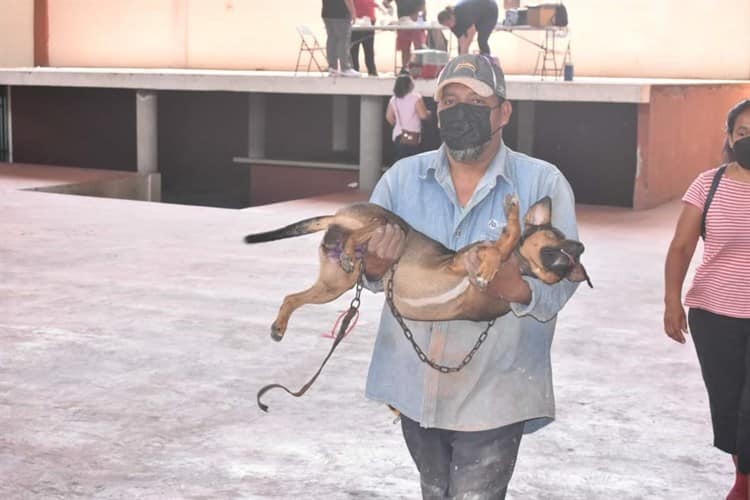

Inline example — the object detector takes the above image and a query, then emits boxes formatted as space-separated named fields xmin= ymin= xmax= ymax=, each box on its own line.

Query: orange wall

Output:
xmin=47 ymin=0 xmax=188 ymax=68
xmin=9 ymin=0 xmax=747 ymax=79
xmin=0 ymin=0 xmax=34 ymax=67
xmin=634 ymin=84 xmax=750 ymax=209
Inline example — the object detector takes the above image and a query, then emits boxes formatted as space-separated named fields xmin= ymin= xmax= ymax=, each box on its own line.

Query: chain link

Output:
xmin=385 ymin=262 xmax=495 ymax=373
xmin=346 ymin=269 xmax=364 ymax=323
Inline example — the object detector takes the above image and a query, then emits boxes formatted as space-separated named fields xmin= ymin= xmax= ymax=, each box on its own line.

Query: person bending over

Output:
xmin=438 ymin=0 xmax=499 ymax=56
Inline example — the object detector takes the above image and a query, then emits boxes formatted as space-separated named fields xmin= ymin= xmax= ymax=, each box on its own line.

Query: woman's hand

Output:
xmin=365 ymin=224 xmax=406 ymax=280
xmin=664 ymin=300 xmax=688 ymax=344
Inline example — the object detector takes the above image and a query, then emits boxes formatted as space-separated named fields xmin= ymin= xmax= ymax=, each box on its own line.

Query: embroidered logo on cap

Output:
xmin=454 ymin=62 xmax=477 ymax=74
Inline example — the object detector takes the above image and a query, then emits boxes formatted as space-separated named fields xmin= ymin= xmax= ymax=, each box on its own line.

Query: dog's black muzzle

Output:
xmin=541 ymin=241 xmax=585 ymax=278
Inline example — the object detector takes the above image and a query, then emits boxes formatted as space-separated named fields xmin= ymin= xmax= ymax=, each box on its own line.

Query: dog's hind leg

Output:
xmin=339 ymin=219 xmax=385 ymax=273
xmin=270 ymin=260 xmax=360 ymax=341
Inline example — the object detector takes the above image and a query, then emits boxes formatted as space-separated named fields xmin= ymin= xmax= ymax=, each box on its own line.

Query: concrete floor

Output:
xmin=0 ymin=164 xmax=729 ymax=499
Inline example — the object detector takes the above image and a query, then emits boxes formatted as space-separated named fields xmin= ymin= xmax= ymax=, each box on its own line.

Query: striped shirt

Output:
xmin=683 ymin=166 xmax=750 ymax=318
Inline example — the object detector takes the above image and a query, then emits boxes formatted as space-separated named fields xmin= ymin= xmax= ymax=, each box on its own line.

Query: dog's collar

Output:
xmin=519 ymin=223 xmax=562 ymax=245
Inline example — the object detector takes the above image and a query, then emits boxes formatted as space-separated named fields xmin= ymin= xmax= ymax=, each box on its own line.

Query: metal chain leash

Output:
xmin=385 ymin=262 xmax=495 ymax=374
xmin=345 ymin=267 xmax=365 ymax=329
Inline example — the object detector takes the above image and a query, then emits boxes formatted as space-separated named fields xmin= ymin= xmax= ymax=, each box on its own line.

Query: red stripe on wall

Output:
xmin=34 ymin=0 xmax=50 ymax=67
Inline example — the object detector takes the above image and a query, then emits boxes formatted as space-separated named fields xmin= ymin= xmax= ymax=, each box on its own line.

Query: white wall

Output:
xmin=4 ymin=0 xmax=750 ymax=79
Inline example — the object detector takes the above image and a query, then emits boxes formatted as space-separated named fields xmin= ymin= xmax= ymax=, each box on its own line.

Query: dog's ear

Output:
xmin=524 ymin=196 xmax=552 ymax=227
xmin=567 ymin=262 xmax=593 ymax=288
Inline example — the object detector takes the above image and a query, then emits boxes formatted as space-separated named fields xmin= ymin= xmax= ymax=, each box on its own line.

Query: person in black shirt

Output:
xmin=438 ymin=0 xmax=499 ymax=55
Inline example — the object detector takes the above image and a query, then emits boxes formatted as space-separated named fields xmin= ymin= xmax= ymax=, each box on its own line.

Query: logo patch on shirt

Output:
xmin=482 ymin=218 xmax=502 ymax=241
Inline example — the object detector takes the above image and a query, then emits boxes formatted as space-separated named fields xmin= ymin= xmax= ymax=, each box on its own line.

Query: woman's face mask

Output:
xmin=438 ymin=103 xmax=497 ymax=151
xmin=732 ymin=135 xmax=750 ymax=169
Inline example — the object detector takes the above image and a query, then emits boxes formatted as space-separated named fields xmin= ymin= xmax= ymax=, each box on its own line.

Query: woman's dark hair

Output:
xmin=393 ymin=74 xmax=414 ymax=98
xmin=437 ymin=7 xmax=454 ymax=24
xmin=723 ymin=98 xmax=750 ymax=163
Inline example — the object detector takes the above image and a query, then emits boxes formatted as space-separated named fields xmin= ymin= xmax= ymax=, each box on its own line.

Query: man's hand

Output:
xmin=345 ymin=0 xmax=356 ymax=22
xmin=465 ymin=245 xmax=531 ymax=304
xmin=365 ymin=224 xmax=406 ymax=280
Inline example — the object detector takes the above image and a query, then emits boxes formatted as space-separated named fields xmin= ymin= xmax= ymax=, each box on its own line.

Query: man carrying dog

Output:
xmin=363 ymin=54 xmax=581 ymax=499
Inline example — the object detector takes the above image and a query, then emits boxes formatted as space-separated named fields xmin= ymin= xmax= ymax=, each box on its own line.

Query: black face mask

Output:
xmin=439 ymin=103 xmax=497 ymax=151
xmin=733 ymin=136 xmax=750 ymax=169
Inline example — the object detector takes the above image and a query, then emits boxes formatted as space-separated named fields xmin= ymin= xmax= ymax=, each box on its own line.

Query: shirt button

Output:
xmin=455 ymin=229 xmax=461 ymax=237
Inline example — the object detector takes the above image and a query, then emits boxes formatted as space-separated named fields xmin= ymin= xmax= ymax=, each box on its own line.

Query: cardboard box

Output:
xmin=527 ymin=4 xmax=557 ymax=27
xmin=503 ymin=0 xmax=520 ymax=9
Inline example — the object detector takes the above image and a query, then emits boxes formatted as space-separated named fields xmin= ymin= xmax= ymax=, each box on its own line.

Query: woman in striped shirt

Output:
xmin=664 ymin=98 xmax=750 ymax=500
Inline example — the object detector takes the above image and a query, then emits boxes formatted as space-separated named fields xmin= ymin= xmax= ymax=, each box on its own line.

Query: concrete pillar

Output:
xmin=332 ymin=95 xmax=349 ymax=152
xmin=359 ymin=96 xmax=383 ymax=192
xmin=4 ymin=86 xmax=13 ymax=163
xmin=248 ymin=93 xmax=266 ymax=159
xmin=136 ymin=90 xmax=160 ymax=201
xmin=515 ymin=101 xmax=535 ymax=155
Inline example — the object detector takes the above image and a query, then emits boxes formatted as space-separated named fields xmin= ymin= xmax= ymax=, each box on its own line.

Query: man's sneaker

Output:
xmin=327 ymin=68 xmax=340 ymax=77
xmin=340 ymin=68 xmax=362 ymax=78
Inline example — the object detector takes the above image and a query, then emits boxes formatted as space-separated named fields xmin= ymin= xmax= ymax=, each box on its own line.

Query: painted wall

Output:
xmin=11 ymin=86 xmax=137 ymax=171
xmin=634 ymin=84 xmax=750 ymax=209
xmin=11 ymin=0 xmax=747 ymax=79
xmin=0 ymin=0 xmax=34 ymax=67
xmin=250 ymin=164 xmax=357 ymax=206
xmin=47 ymin=0 xmax=188 ymax=68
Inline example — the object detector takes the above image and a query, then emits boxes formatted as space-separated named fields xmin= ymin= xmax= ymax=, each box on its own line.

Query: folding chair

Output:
xmin=295 ymin=25 xmax=327 ymax=75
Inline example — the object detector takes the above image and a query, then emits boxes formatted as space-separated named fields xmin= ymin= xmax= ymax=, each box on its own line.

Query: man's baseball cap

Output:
xmin=434 ymin=54 xmax=506 ymax=101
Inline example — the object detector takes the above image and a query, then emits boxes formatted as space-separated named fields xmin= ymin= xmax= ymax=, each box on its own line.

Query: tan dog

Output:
xmin=245 ymin=195 xmax=589 ymax=341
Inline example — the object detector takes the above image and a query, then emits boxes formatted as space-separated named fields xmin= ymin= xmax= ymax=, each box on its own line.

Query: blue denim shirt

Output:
xmin=365 ymin=143 xmax=580 ymax=432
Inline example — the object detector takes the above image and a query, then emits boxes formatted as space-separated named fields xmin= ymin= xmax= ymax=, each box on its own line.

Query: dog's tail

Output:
xmin=244 ymin=216 xmax=335 ymax=244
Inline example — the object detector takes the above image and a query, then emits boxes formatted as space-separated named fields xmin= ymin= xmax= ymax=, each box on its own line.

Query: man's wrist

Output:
xmin=509 ymin=280 xmax=532 ymax=305
xmin=495 ymin=277 xmax=531 ymax=304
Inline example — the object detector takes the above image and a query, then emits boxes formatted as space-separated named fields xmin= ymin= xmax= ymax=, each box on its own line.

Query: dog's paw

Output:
xmin=339 ymin=253 xmax=355 ymax=273
xmin=475 ymin=275 xmax=489 ymax=290
xmin=504 ymin=194 xmax=520 ymax=216
xmin=270 ymin=322 xmax=285 ymax=341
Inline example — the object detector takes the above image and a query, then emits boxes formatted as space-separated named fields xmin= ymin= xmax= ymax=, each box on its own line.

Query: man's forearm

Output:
xmin=345 ymin=0 xmax=356 ymax=18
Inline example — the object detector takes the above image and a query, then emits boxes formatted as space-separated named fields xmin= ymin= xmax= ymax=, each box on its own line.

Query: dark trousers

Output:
xmin=350 ymin=31 xmax=377 ymax=75
xmin=400 ymin=415 xmax=524 ymax=499
xmin=476 ymin=1 xmax=499 ymax=55
xmin=689 ymin=308 xmax=750 ymax=473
